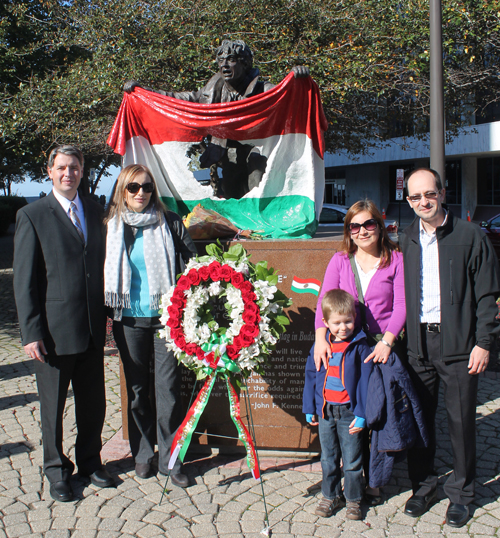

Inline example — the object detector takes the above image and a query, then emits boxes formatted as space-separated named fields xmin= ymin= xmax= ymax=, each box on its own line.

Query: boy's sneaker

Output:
xmin=346 ymin=501 xmax=363 ymax=520
xmin=315 ymin=496 xmax=345 ymax=517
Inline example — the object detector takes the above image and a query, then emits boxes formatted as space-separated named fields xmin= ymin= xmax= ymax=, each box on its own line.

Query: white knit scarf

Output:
xmin=104 ymin=208 xmax=176 ymax=311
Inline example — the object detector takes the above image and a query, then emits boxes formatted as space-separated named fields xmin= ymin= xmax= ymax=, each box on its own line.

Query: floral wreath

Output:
xmin=159 ymin=242 xmax=292 ymax=377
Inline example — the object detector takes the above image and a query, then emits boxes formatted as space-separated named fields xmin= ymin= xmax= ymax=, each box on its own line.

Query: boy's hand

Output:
xmin=349 ymin=418 xmax=364 ymax=435
xmin=306 ymin=414 xmax=319 ymax=426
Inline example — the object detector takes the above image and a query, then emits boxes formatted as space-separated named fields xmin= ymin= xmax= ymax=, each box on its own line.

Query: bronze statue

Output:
xmin=124 ymin=39 xmax=309 ymax=199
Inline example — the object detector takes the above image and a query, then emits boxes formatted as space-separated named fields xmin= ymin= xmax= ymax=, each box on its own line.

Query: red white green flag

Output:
xmin=107 ymin=74 xmax=327 ymax=239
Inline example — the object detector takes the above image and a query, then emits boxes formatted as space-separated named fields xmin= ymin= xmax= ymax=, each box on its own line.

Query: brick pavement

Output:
xmin=1 ymin=227 xmax=500 ymax=537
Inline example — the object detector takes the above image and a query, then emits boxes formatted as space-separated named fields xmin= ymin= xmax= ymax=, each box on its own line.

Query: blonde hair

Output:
xmin=341 ymin=199 xmax=399 ymax=268
xmin=104 ymin=164 xmax=167 ymax=224
xmin=321 ymin=289 xmax=355 ymax=321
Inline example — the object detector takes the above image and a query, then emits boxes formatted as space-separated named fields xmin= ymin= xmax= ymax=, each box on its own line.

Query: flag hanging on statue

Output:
xmin=107 ymin=73 xmax=327 ymax=239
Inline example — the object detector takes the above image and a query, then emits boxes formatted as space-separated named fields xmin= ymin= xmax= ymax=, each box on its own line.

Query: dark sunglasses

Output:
xmin=126 ymin=182 xmax=154 ymax=194
xmin=349 ymin=218 xmax=378 ymax=234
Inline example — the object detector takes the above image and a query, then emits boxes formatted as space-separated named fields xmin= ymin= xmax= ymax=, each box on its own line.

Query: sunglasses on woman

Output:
xmin=349 ymin=218 xmax=378 ymax=234
xmin=126 ymin=182 xmax=155 ymax=194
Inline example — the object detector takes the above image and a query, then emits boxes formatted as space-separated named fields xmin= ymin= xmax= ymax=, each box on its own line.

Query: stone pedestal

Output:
xmin=120 ymin=235 xmax=342 ymax=453
xmin=182 ymin=235 xmax=342 ymax=452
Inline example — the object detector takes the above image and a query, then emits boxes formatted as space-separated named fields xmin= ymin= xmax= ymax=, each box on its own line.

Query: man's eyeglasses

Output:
xmin=349 ymin=219 xmax=378 ymax=234
xmin=126 ymin=182 xmax=155 ymax=194
xmin=408 ymin=190 xmax=441 ymax=203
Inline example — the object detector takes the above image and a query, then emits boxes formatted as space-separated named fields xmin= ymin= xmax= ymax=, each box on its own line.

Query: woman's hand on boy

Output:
xmin=314 ymin=328 xmax=331 ymax=370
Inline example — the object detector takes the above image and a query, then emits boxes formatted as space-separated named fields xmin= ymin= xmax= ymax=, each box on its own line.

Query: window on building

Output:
xmin=478 ymin=157 xmax=500 ymax=205
xmin=324 ymin=168 xmax=346 ymax=206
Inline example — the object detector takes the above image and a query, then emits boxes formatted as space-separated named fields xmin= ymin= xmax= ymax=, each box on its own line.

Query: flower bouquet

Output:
xmin=158 ymin=241 xmax=292 ymax=480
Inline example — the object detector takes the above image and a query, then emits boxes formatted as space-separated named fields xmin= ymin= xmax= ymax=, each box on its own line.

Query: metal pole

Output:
xmin=430 ymin=0 xmax=445 ymax=182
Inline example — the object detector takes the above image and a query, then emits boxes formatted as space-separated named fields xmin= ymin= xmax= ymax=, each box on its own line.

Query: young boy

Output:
xmin=302 ymin=289 xmax=373 ymax=520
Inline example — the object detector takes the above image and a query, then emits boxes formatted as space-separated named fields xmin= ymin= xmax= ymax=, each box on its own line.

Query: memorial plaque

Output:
xmin=179 ymin=236 xmax=343 ymax=452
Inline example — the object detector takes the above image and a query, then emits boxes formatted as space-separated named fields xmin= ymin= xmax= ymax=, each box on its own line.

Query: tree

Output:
xmin=1 ymin=0 xmax=500 ymax=181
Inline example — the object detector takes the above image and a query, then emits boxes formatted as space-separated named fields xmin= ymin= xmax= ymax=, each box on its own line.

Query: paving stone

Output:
xmin=75 ymin=517 xmax=101 ymax=530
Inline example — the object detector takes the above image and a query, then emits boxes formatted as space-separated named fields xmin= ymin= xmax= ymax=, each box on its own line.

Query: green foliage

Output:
xmin=0 ymin=195 xmax=26 ymax=234
xmin=2 ymin=0 xmax=500 ymax=178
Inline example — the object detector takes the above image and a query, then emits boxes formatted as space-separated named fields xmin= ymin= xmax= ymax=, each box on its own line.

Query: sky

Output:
xmin=11 ymin=165 xmax=121 ymax=201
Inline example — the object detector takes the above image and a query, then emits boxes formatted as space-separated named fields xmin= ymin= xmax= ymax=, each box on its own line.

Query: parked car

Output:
xmin=481 ymin=214 xmax=500 ymax=259
xmin=318 ymin=203 xmax=399 ymax=242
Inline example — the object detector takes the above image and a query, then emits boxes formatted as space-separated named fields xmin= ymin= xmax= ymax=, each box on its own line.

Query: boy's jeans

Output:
xmin=319 ymin=403 xmax=364 ymax=502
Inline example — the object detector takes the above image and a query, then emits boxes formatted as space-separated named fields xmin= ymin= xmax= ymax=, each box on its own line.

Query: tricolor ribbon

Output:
xmin=168 ymin=338 xmax=260 ymax=480
xmin=225 ymin=376 xmax=261 ymax=480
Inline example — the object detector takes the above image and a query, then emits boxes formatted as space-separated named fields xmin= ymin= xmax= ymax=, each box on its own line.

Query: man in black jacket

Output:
xmin=400 ymin=168 xmax=500 ymax=527
xmin=13 ymin=146 xmax=114 ymax=502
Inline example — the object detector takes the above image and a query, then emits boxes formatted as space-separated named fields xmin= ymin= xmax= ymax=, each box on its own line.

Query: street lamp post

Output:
xmin=430 ymin=0 xmax=446 ymax=182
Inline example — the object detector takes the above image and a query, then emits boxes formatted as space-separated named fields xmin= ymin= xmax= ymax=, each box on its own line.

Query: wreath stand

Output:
xmin=159 ymin=376 xmax=271 ymax=536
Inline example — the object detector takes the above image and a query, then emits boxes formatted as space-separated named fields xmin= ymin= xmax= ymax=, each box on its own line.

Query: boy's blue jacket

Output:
xmin=302 ymin=330 xmax=373 ymax=421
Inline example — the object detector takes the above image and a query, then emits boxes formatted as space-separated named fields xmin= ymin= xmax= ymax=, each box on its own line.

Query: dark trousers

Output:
xmin=406 ymin=326 xmax=478 ymax=505
xmin=113 ymin=318 xmax=182 ymax=473
xmin=34 ymin=344 xmax=105 ymax=483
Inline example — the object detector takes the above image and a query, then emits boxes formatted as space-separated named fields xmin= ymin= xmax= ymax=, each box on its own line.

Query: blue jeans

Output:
xmin=319 ymin=403 xmax=364 ymax=502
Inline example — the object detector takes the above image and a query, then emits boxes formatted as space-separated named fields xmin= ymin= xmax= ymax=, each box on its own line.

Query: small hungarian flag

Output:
xmin=291 ymin=276 xmax=321 ymax=296
xmin=107 ymin=73 xmax=327 ymax=239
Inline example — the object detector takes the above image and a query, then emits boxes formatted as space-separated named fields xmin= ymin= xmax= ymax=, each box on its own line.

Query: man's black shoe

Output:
xmin=404 ymin=490 xmax=437 ymax=517
xmin=446 ymin=503 xmax=469 ymax=528
xmin=170 ymin=473 xmax=189 ymax=488
xmin=50 ymin=480 xmax=73 ymax=502
xmin=83 ymin=469 xmax=115 ymax=488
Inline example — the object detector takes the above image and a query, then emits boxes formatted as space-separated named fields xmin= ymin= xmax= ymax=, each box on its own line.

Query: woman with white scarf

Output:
xmin=104 ymin=165 xmax=196 ymax=484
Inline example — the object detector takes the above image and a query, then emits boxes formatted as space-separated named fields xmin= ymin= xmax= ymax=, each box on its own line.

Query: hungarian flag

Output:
xmin=107 ymin=73 xmax=327 ymax=239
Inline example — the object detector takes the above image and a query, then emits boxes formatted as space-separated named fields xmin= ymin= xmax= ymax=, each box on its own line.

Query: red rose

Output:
xmin=245 ymin=302 xmax=260 ymax=316
xmin=232 ymin=336 xmax=243 ymax=350
xmin=241 ymin=324 xmax=260 ymax=338
xmin=239 ymin=281 xmax=253 ymax=294
xmin=187 ymin=268 xmax=201 ymax=286
xmin=243 ymin=310 xmax=260 ymax=324
xmin=170 ymin=295 xmax=185 ymax=308
xmin=195 ymin=347 xmax=205 ymax=360
xmin=226 ymin=345 xmax=240 ymax=359
xmin=167 ymin=305 xmax=181 ymax=320
xmin=209 ymin=261 xmax=222 ymax=280
xmin=166 ymin=317 xmax=180 ymax=328
xmin=230 ymin=272 xmax=245 ymax=287
xmin=170 ymin=328 xmax=183 ymax=341
xmin=220 ymin=264 xmax=233 ymax=282
xmin=185 ymin=343 xmax=198 ymax=356
xmin=198 ymin=266 xmax=210 ymax=281
xmin=240 ymin=333 xmax=254 ymax=347
xmin=172 ymin=288 xmax=186 ymax=303
xmin=242 ymin=291 xmax=257 ymax=303
xmin=175 ymin=335 xmax=187 ymax=350
xmin=177 ymin=276 xmax=191 ymax=291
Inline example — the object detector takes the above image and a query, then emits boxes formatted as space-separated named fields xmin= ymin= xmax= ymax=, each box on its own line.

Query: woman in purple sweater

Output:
xmin=314 ymin=199 xmax=405 ymax=367
xmin=313 ymin=199 xmax=406 ymax=504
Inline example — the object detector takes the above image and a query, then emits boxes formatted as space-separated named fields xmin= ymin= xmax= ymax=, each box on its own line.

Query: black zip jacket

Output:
xmin=400 ymin=212 xmax=500 ymax=362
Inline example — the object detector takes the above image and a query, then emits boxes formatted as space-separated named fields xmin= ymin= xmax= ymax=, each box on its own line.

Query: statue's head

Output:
xmin=216 ymin=40 xmax=253 ymax=87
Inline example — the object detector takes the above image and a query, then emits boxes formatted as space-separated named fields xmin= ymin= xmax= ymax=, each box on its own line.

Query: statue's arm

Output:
xmin=291 ymin=66 xmax=310 ymax=78
xmin=123 ymin=80 xmax=202 ymax=102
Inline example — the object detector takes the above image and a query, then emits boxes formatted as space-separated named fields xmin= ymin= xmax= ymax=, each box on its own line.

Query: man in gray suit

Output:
xmin=13 ymin=145 xmax=114 ymax=502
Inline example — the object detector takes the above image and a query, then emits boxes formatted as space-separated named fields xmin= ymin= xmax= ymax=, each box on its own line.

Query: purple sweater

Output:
xmin=315 ymin=251 xmax=406 ymax=337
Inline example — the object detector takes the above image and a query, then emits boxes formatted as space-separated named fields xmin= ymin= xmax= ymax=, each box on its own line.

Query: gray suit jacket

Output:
xmin=13 ymin=192 xmax=106 ymax=356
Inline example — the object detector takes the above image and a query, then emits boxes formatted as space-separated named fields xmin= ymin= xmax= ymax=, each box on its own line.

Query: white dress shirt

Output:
xmin=419 ymin=211 xmax=448 ymax=323
xmin=52 ymin=189 xmax=88 ymax=242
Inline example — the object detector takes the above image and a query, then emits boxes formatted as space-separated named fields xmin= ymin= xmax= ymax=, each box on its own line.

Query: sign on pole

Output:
xmin=396 ymin=169 xmax=404 ymax=201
